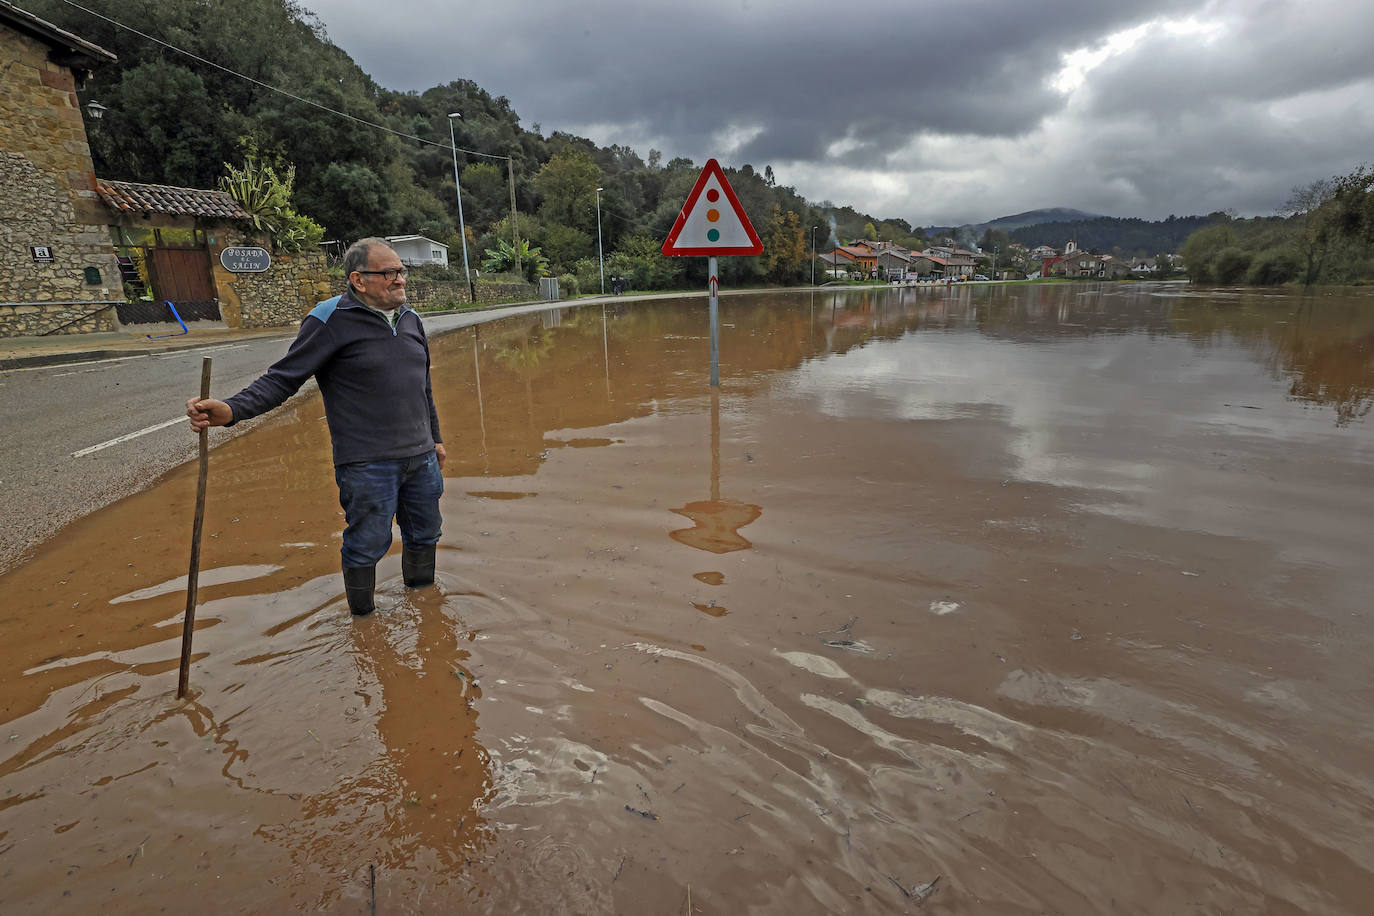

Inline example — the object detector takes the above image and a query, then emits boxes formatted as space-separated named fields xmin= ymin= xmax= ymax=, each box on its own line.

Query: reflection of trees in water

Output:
xmin=494 ymin=322 xmax=557 ymax=435
xmin=258 ymin=599 xmax=494 ymax=906
xmin=1279 ymin=327 xmax=1374 ymax=425
xmin=1171 ymin=295 xmax=1374 ymax=426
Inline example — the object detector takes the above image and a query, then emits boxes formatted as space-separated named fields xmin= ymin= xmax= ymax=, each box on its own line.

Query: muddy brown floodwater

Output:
xmin=2 ymin=282 xmax=1373 ymax=914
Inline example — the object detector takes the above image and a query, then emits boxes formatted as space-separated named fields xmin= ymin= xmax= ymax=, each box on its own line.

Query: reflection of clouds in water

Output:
xmin=109 ymin=564 xmax=283 ymax=603
xmin=783 ymin=330 xmax=1374 ymax=564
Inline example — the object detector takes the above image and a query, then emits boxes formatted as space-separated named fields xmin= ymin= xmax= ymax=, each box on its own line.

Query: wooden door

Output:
xmin=148 ymin=248 xmax=215 ymax=302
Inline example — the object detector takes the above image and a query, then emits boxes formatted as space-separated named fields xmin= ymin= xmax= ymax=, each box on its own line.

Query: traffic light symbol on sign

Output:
xmin=661 ymin=159 xmax=763 ymax=257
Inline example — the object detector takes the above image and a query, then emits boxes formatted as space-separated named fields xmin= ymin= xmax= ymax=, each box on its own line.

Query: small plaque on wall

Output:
xmin=220 ymin=246 xmax=272 ymax=273
xmin=30 ymin=246 xmax=55 ymax=263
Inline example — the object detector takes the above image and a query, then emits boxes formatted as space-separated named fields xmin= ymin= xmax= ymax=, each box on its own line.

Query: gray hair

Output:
xmin=343 ymin=237 xmax=394 ymax=285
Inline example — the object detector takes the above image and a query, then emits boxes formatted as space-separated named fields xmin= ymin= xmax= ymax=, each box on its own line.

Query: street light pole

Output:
xmin=595 ymin=186 xmax=605 ymax=295
xmin=447 ymin=112 xmax=475 ymax=303
xmin=992 ymin=245 xmax=999 ymax=280
xmin=811 ymin=226 xmax=818 ymax=286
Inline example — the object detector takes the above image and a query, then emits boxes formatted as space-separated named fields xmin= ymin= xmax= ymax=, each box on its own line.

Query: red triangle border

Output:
xmin=661 ymin=158 xmax=764 ymax=257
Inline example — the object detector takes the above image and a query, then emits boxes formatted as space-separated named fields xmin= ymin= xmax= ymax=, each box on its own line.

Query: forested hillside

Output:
xmin=1008 ymin=214 xmax=1215 ymax=256
xmin=26 ymin=0 xmax=914 ymax=289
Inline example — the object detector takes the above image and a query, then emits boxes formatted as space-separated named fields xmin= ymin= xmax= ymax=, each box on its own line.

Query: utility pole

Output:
xmin=508 ymin=153 xmax=520 ymax=277
xmin=447 ymin=113 xmax=475 ymax=303
xmin=595 ymin=186 xmax=605 ymax=295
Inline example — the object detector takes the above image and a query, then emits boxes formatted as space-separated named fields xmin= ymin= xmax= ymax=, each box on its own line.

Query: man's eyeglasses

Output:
xmin=355 ymin=267 xmax=408 ymax=281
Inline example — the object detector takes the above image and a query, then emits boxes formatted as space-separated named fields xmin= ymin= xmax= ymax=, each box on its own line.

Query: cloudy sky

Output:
xmin=301 ymin=0 xmax=1374 ymax=227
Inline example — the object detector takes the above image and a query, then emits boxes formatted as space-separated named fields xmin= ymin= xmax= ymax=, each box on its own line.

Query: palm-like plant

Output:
xmin=220 ymin=155 xmax=324 ymax=254
xmin=482 ymin=239 xmax=549 ymax=283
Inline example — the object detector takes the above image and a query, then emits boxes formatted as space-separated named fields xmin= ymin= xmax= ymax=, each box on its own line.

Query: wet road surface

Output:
xmin=1 ymin=283 xmax=1372 ymax=913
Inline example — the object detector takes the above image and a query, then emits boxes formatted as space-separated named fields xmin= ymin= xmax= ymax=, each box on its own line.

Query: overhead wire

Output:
xmin=52 ymin=0 xmax=511 ymax=162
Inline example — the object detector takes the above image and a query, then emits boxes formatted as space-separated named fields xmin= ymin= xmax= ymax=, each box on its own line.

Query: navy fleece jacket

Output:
xmin=225 ymin=289 xmax=442 ymax=465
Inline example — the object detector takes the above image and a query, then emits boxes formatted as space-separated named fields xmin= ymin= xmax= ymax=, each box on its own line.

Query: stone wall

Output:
xmin=475 ymin=278 xmax=539 ymax=303
xmin=404 ymin=278 xmax=539 ymax=311
xmin=0 ymin=298 xmax=118 ymax=336
xmin=213 ymin=241 xmax=334 ymax=328
xmin=0 ymin=26 xmax=122 ymax=338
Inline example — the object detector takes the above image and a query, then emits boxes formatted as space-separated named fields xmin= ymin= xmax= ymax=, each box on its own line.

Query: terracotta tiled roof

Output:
xmin=96 ymin=179 xmax=250 ymax=220
xmin=0 ymin=0 xmax=117 ymax=64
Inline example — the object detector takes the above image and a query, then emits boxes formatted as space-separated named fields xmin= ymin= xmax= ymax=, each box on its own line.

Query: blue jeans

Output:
xmin=334 ymin=450 xmax=444 ymax=568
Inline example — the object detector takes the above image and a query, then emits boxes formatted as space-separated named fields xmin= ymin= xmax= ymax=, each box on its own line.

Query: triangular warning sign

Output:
xmin=661 ymin=159 xmax=763 ymax=257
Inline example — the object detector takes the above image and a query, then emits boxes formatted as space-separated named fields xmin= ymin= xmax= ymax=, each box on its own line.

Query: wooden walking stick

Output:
xmin=177 ymin=356 xmax=212 ymax=699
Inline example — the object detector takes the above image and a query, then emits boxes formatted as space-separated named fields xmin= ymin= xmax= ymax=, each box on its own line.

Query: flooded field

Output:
xmin=1 ymin=282 xmax=1373 ymax=913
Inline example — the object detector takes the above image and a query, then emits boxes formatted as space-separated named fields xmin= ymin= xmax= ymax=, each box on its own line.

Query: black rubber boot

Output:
xmin=402 ymin=545 xmax=436 ymax=588
xmin=342 ymin=565 xmax=376 ymax=615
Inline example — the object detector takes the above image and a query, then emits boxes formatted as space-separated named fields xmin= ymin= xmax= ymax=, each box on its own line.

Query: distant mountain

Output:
xmin=923 ymin=207 xmax=1107 ymax=238
xmin=975 ymin=208 xmax=1107 ymax=232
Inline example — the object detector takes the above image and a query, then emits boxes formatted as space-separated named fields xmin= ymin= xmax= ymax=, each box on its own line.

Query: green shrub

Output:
xmin=1180 ymin=222 xmax=1234 ymax=282
xmin=1245 ymin=248 xmax=1302 ymax=286
xmin=1212 ymin=247 xmax=1253 ymax=284
xmin=557 ymin=273 xmax=580 ymax=298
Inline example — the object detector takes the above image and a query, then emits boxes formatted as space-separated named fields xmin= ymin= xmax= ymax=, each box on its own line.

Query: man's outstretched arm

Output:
xmin=186 ymin=397 xmax=232 ymax=431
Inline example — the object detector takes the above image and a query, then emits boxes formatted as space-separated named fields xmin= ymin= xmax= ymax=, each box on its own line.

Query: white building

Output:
xmin=386 ymin=235 xmax=449 ymax=268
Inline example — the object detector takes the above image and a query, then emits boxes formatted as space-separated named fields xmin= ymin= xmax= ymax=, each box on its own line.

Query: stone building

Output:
xmin=98 ymin=178 xmax=334 ymax=329
xmin=0 ymin=1 xmax=123 ymax=337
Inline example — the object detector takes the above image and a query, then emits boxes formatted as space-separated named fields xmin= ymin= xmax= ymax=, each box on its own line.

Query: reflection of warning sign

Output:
xmin=661 ymin=158 xmax=763 ymax=257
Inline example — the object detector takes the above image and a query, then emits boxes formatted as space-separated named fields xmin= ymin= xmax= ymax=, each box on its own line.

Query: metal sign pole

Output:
xmin=708 ymin=255 xmax=719 ymax=387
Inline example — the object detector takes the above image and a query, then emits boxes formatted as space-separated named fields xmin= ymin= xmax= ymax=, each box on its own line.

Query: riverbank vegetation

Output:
xmin=1180 ymin=166 xmax=1374 ymax=286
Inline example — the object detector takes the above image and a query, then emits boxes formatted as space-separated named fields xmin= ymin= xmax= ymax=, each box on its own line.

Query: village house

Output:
xmin=1043 ymin=241 xmax=1134 ymax=280
xmin=829 ymin=244 xmax=878 ymax=277
xmin=0 ymin=0 xmax=123 ymax=337
xmin=386 ymin=234 xmax=449 ymax=268
xmin=909 ymin=254 xmax=946 ymax=278
xmin=874 ymin=248 xmax=913 ymax=279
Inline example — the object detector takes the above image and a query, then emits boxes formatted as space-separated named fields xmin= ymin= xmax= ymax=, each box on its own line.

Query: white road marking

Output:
xmin=3 ymin=353 xmax=150 ymax=373
xmin=154 ymin=344 xmax=252 ymax=358
xmin=72 ymin=415 xmax=188 ymax=457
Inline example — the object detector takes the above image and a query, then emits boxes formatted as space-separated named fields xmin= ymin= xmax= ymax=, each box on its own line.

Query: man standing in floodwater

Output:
xmin=185 ymin=237 xmax=445 ymax=616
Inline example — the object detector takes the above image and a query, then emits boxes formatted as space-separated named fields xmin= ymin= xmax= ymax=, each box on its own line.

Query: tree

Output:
xmin=1245 ymin=248 xmax=1302 ymax=285
xmin=534 ymin=222 xmax=595 ymax=271
xmin=532 ymin=149 xmax=603 ymax=231
xmin=460 ymin=162 xmax=509 ymax=230
xmin=978 ymin=228 xmax=1012 ymax=254
xmin=94 ymin=60 xmax=236 ymax=188
xmin=762 ymin=206 xmax=807 ymax=283
xmin=1281 ymin=178 xmax=1338 ymax=285
xmin=1213 ymin=247 xmax=1253 ymax=284
xmin=1329 ymin=165 xmax=1374 ymax=245
xmin=1180 ymin=222 xmax=1235 ymax=283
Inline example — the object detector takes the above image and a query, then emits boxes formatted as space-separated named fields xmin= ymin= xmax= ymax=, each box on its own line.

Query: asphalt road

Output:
xmin=0 ymin=335 xmax=301 ymax=574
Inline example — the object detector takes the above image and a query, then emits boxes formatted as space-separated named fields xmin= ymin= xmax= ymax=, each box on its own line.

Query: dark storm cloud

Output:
xmin=312 ymin=0 xmax=1189 ymax=154
xmin=303 ymin=0 xmax=1374 ymax=223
